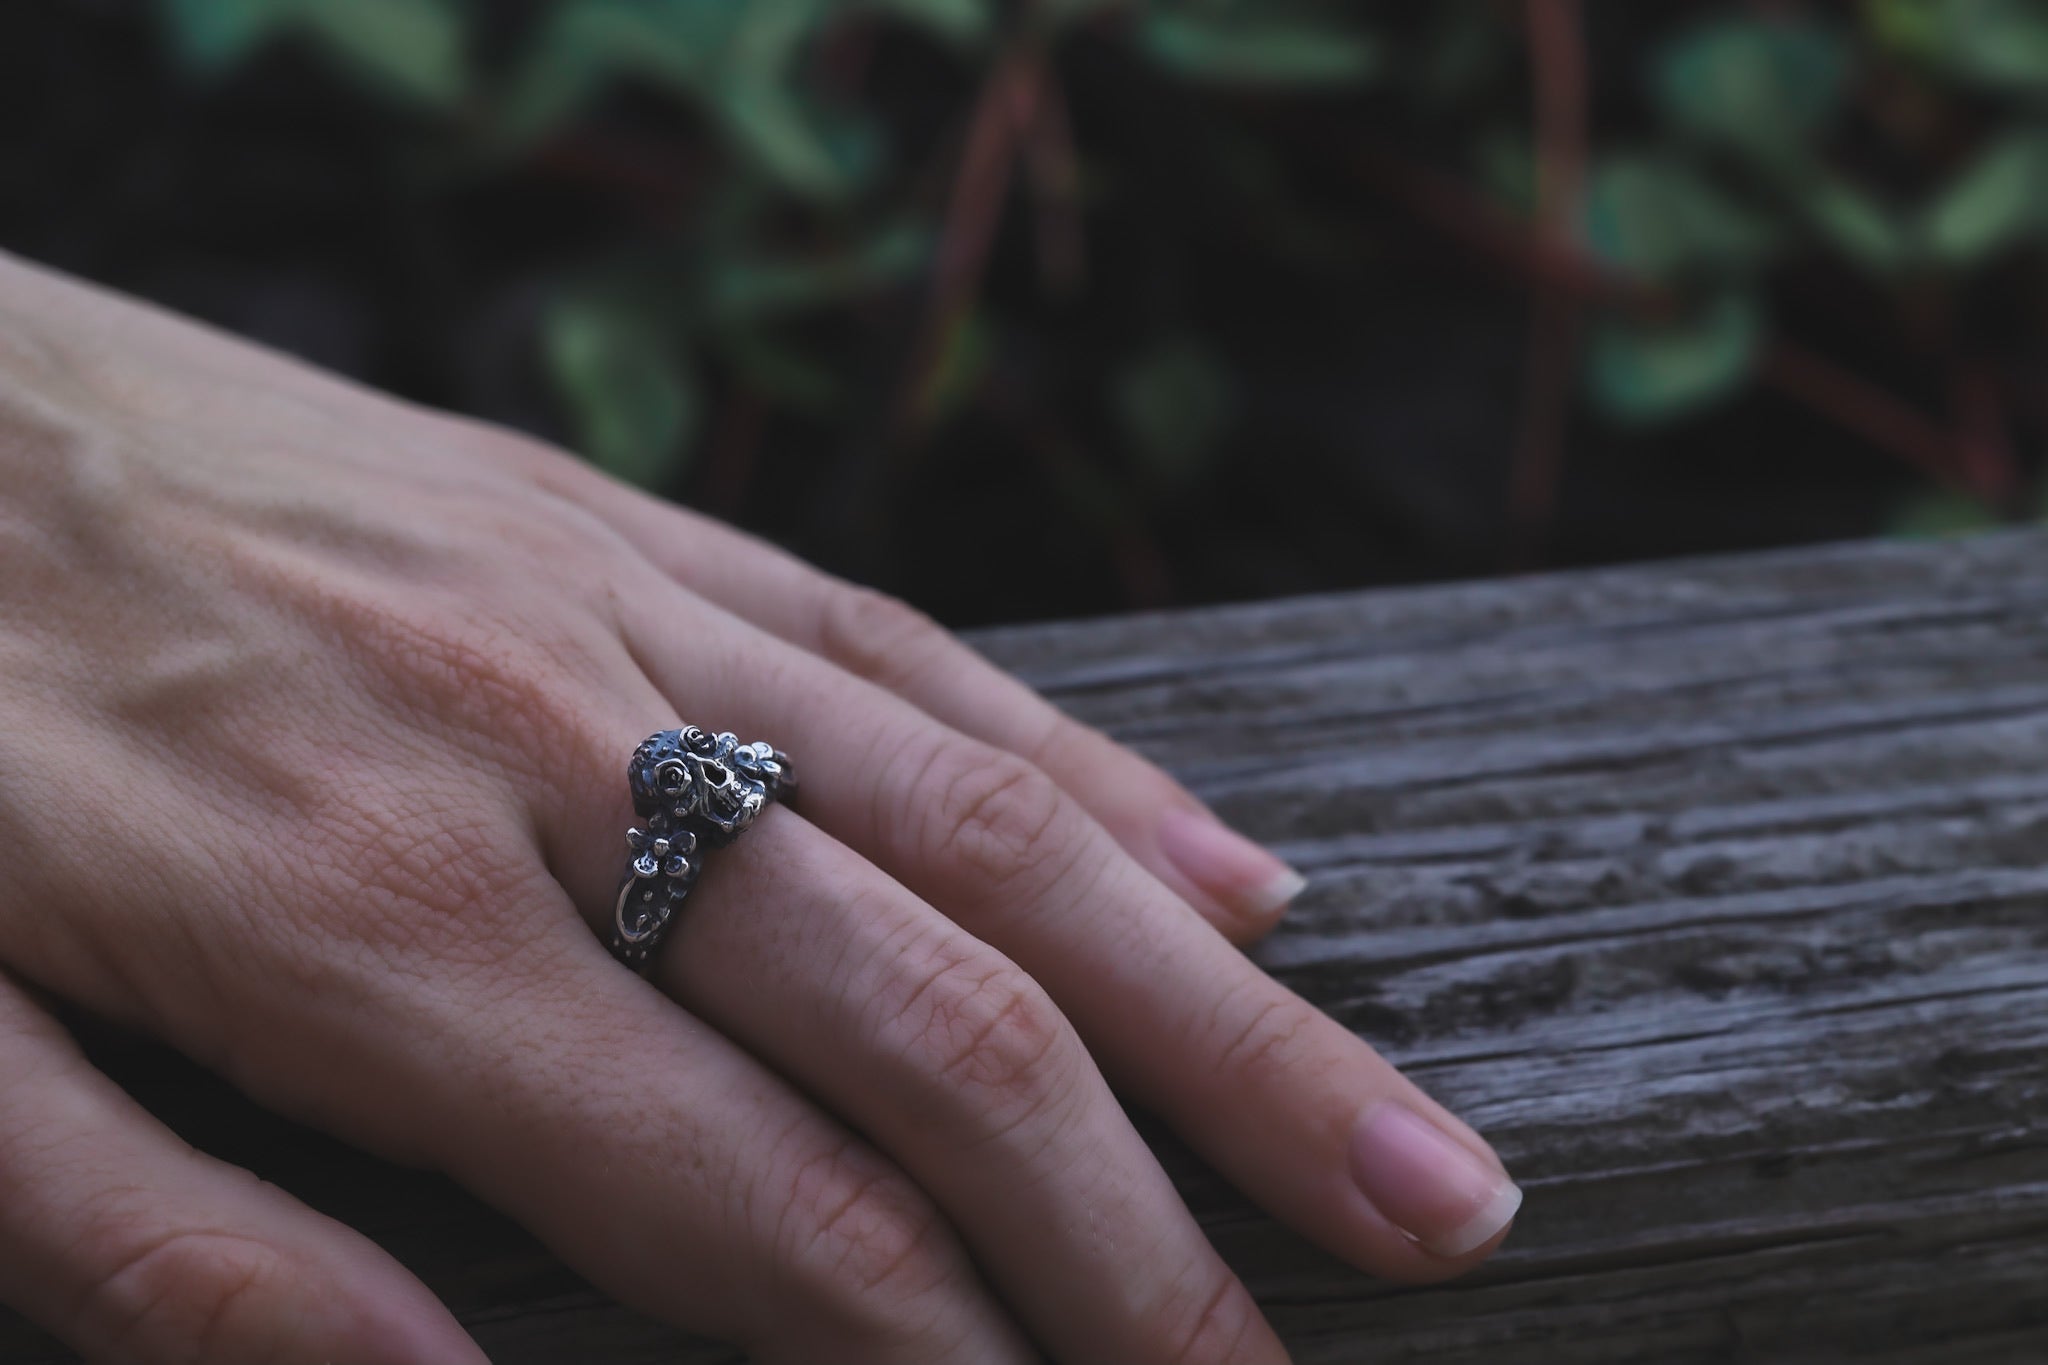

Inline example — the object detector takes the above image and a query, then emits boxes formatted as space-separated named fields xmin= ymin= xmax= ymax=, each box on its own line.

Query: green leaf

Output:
xmin=718 ymin=86 xmax=874 ymax=200
xmin=156 ymin=0 xmax=466 ymax=106
xmin=1799 ymin=177 xmax=1914 ymax=274
xmin=865 ymin=0 xmax=993 ymax=46
xmin=909 ymin=311 xmax=995 ymax=426
xmin=1584 ymin=155 xmax=1777 ymax=281
xmin=1411 ymin=4 xmax=1511 ymax=105
xmin=1473 ymin=128 xmax=1537 ymax=218
xmin=1888 ymin=490 xmax=2003 ymax=538
xmin=1863 ymin=0 xmax=1945 ymax=59
xmin=298 ymin=0 xmax=466 ymax=106
xmin=503 ymin=0 xmax=922 ymax=197
xmin=543 ymin=296 xmax=699 ymax=489
xmin=714 ymin=1 xmax=859 ymax=197
xmin=1115 ymin=336 xmax=1239 ymax=486
xmin=157 ymin=0 xmax=279 ymax=72
xmin=497 ymin=0 xmax=713 ymax=139
xmin=1034 ymin=0 xmax=1132 ymax=31
xmin=1942 ymin=0 xmax=2048 ymax=88
xmin=720 ymin=330 xmax=845 ymax=411
xmin=1138 ymin=14 xmax=1378 ymax=88
xmin=1655 ymin=18 xmax=1850 ymax=161
xmin=1875 ymin=0 xmax=2048 ymax=92
xmin=1924 ymin=128 xmax=2048 ymax=264
xmin=702 ymin=224 xmax=929 ymax=326
xmin=1588 ymin=293 xmax=1762 ymax=424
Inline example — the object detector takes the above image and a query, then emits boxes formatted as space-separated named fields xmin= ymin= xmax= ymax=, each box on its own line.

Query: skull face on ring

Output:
xmin=628 ymin=725 xmax=785 ymax=845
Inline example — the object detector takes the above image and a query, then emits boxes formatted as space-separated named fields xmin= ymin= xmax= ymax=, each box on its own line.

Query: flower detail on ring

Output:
xmin=626 ymin=825 xmax=698 ymax=882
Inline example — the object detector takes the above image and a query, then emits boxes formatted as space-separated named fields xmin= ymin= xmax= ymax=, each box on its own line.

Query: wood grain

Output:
xmin=6 ymin=532 xmax=2046 ymax=1362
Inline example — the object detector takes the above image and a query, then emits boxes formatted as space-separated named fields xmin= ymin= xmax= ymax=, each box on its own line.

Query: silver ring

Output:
xmin=609 ymin=725 xmax=795 ymax=971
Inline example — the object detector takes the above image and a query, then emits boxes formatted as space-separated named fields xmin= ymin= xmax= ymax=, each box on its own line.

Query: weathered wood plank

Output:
xmin=5 ymin=531 xmax=2045 ymax=1361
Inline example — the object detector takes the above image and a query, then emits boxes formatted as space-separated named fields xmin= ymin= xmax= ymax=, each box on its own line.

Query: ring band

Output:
xmin=609 ymin=725 xmax=795 ymax=971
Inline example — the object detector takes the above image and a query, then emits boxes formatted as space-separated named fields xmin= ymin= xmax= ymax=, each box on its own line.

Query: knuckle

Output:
xmin=416 ymin=409 xmax=607 ymax=506
xmin=387 ymin=604 xmax=590 ymax=745
xmin=337 ymin=595 xmax=622 ymax=812
xmin=1021 ymin=710 xmax=1100 ymax=775
xmin=913 ymin=743 xmax=1069 ymax=895
xmin=816 ymin=585 xmax=945 ymax=689
xmin=215 ymin=788 xmax=555 ymax=1069
xmin=450 ymin=417 xmax=577 ymax=481
xmin=1158 ymin=1273 xmax=1267 ymax=1365
xmin=74 ymin=1228 xmax=293 ymax=1365
xmin=461 ymin=427 xmax=672 ymax=583
xmin=1030 ymin=710 xmax=1187 ymax=809
xmin=775 ymin=1146 xmax=960 ymax=1347
xmin=887 ymin=941 xmax=1078 ymax=1133
xmin=278 ymin=569 xmax=607 ymax=777
xmin=1210 ymin=989 xmax=1319 ymax=1083
xmin=813 ymin=1177 xmax=947 ymax=1301
xmin=316 ymin=799 xmax=546 ymax=958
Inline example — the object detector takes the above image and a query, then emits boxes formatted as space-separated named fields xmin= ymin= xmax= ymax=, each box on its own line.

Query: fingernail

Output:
xmin=1157 ymin=806 xmax=1306 ymax=919
xmin=1350 ymin=1101 xmax=1522 ymax=1258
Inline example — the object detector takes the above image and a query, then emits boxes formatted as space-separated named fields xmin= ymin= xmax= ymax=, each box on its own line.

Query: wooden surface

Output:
xmin=7 ymin=532 xmax=2048 ymax=1362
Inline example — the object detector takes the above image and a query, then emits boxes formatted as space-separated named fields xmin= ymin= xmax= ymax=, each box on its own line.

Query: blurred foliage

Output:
xmin=146 ymin=0 xmax=1400 ymax=498
xmin=160 ymin=0 xmax=469 ymax=104
xmin=52 ymin=0 xmax=2048 ymax=611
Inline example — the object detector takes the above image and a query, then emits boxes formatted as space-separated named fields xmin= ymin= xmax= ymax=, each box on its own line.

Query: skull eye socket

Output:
xmin=703 ymin=762 xmax=731 ymax=787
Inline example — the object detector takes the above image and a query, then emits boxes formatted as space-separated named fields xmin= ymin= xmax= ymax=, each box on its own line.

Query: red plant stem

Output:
xmin=818 ymin=16 xmax=877 ymax=98
xmin=1948 ymin=363 xmax=2024 ymax=506
xmin=1023 ymin=63 xmax=1087 ymax=298
xmin=986 ymin=366 xmax=1175 ymax=607
xmin=529 ymin=130 xmax=704 ymax=226
xmin=1507 ymin=0 xmax=1589 ymax=567
xmin=700 ymin=388 xmax=766 ymax=518
xmin=1349 ymin=134 xmax=1989 ymax=498
xmin=1348 ymin=141 xmax=1664 ymax=313
xmin=894 ymin=46 xmax=1044 ymax=438
xmin=1760 ymin=343 xmax=1967 ymax=490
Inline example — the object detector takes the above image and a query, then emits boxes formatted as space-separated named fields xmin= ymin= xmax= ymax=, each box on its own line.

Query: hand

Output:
xmin=0 ymin=251 xmax=1518 ymax=1364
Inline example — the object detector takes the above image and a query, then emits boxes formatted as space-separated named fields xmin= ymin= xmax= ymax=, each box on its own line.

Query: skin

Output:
xmin=0 ymin=251 xmax=1513 ymax=1364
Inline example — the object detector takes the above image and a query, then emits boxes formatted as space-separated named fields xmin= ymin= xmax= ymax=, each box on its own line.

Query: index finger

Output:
xmin=626 ymin=590 xmax=1523 ymax=1282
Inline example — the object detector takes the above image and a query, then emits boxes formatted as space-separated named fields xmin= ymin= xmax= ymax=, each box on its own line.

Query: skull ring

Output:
xmin=609 ymin=725 xmax=796 ymax=971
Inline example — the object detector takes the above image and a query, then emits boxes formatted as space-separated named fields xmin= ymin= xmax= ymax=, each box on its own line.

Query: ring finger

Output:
xmin=385 ymin=900 xmax=1034 ymax=1365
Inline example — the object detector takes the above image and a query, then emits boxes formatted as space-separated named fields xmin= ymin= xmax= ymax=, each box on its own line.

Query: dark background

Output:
xmin=6 ymin=0 xmax=2045 ymax=627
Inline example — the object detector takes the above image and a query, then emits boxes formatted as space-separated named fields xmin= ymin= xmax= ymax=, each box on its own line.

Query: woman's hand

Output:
xmin=0 ymin=251 xmax=1518 ymax=1364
